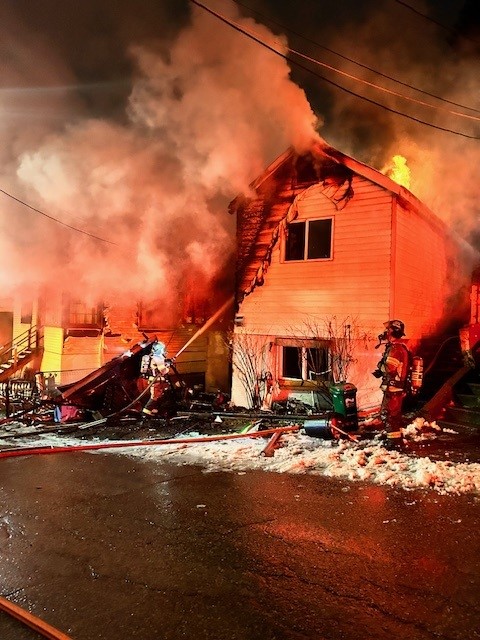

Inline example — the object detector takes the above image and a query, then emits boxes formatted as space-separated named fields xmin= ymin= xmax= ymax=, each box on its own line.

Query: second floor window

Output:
xmin=285 ymin=218 xmax=333 ymax=261
xmin=66 ymin=300 xmax=103 ymax=328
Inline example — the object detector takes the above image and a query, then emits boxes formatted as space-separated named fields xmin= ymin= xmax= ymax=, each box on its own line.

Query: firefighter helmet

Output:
xmin=151 ymin=341 xmax=166 ymax=357
xmin=384 ymin=319 xmax=405 ymax=338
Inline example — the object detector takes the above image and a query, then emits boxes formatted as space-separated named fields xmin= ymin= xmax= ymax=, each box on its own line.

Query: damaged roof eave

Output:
xmin=240 ymin=139 xmax=475 ymax=255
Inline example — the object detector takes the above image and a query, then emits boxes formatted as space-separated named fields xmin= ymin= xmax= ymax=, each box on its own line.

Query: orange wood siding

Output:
xmin=393 ymin=201 xmax=472 ymax=337
xmin=238 ymin=176 xmax=393 ymax=336
xmin=145 ymin=329 xmax=207 ymax=375
xmin=102 ymin=327 xmax=208 ymax=375
xmin=61 ymin=336 xmax=103 ymax=384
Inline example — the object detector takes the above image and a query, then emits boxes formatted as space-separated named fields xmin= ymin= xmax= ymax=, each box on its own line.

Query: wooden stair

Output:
xmin=0 ymin=326 xmax=43 ymax=382
xmin=437 ymin=370 xmax=480 ymax=434
xmin=406 ymin=332 xmax=480 ymax=433
xmin=425 ymin=368 xmax=480 ymax=434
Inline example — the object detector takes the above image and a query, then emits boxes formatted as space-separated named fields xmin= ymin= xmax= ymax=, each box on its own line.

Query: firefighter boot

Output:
xmin=385 ymin=431 xmax=407 ymax=451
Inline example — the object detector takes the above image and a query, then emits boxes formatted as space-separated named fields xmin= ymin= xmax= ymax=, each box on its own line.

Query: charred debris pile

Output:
xmin=0 ymin=336 xmax=365 ymax=442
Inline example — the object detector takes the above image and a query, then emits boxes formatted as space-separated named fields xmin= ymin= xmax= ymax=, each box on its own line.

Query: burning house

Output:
xmin=229 ymin=140 xmax=479 ymax=412
xmin=0 ymin=292 xmax=231 ymax=410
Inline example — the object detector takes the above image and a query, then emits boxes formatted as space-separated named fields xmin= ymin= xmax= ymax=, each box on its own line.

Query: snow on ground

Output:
xmin=9 ymin=417 xmax=480 ymax=497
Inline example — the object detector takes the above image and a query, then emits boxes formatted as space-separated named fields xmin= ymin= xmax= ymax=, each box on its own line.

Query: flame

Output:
xmin=382 ymin=155 xmax=411 ymax=189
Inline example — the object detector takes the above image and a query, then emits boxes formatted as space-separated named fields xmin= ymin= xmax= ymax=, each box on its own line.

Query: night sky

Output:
xmin=0 ymin=0 xmax=479 ymax=311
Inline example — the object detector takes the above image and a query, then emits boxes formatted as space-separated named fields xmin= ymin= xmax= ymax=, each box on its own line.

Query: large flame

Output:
xmin=381 ymin=155 xmax=411 ymax=189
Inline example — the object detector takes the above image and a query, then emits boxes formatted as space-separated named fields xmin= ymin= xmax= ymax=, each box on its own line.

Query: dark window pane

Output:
xmin=306 ymin=347 xmax=329 ymax=379
xmin=285 ymin=222 xmax=305 ymax=261
xmin=283 ymin=346 xmax=302 ymax=378
xmin=307 ymin=219 xmax=332 ymax=259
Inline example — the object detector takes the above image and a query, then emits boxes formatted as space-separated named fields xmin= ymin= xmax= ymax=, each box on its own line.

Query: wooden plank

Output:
xmin=420 ymin=365 xmax=473 ymax=420
xmin=261 ymin=430 xmax=284 ymax=457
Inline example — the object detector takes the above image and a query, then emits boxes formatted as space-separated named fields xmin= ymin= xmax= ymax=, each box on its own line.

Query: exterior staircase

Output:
xmin=413 ymin=330 xmax=480 ymax=434
xmin=434 ymin=371 xmax=480 ymax=433
xmin=403 ymin=334 xmax=464 ymax=414
xmin=0 ymin=326 xmax=44 ymax=381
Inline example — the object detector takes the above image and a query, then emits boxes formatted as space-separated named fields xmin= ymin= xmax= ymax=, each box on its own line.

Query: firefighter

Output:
xmin=141 ymin=341 xmax=172 ymax=421
xmin=375 ymin=319 xmax=410 ymax=451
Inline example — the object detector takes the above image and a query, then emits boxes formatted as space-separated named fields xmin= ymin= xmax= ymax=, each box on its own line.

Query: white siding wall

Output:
xmin=233 ymin=177 xmax=395 ymax=409
xmin=230 ymin=332 xmax=272 ymax=410
xmin=233 ymin=177 xmax=477 ymax=411
xmin=238 ymin=177 xmax=393 ymax=337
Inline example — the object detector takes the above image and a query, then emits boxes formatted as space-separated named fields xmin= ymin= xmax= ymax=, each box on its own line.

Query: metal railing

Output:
xmin=0 ymin=378 xmax=40 ymax=417
xmin=0 ymin=325 xmax=43 ymax=372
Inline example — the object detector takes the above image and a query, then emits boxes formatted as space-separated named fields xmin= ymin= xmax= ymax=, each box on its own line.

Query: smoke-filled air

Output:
xmin=0 ymin=0 xmax=479 ymax=321
xmin=0 ymin=0 xmax=319 ymax=321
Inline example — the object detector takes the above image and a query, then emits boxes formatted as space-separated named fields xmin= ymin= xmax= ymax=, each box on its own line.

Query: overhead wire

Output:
xmin=392 ymin=0 xmax=480 ymax=47
xmin=289 ymin=43 xmax=480 ymax=123
xmin=0 ymin=188 xmax=118 ymax=245
xmin=219 ymin=0 xmax=480 ymax=122
xmin=231 ymin=0 xmax=480 ymax=115
xmin=3 ymin=1 xmax=477 ymax=238
xmin=190 ymin=0 xmax=480 ymax=140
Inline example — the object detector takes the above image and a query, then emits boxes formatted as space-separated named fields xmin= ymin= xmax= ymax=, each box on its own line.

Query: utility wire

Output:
xmin=277 ymin=36 xmax=480 ymax=122
xmin=231 ymin=0 xmax=480 ymax=115
xmin=190 ymin=0 xmax=480 ymax=140
xmin=0 ymin=188 xmax=117 ymax=245
xmin=393 ymin=0 xmax=480 ymax=46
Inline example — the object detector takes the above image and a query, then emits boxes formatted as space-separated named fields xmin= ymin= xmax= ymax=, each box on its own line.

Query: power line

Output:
xmin=228 ymin=10 xmax=480 ymax=123
xmin=393 ymin=0 xmax=480 ymax=46
xmin=273 ymin=36 xmax=480 ymax=123
xmin=0 ymin=188 xmax=118 ymax=245
xmin=190 ymin=0 xmax=480 ymax=140
xmin=231 ymin=0 xmax=480 ymax=115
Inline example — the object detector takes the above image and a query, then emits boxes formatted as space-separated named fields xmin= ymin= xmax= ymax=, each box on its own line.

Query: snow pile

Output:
xmin=134 ymin=430 xmax=480 ymax=496
xmin=17 ymin=417 xmax=480 ymax=497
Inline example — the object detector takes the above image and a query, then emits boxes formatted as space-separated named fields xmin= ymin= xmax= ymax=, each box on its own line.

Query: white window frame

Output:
xmin=284 ymin=217 xmax=334 ymax=262
xmin=279 ymin=341 xmax=332 ymax=382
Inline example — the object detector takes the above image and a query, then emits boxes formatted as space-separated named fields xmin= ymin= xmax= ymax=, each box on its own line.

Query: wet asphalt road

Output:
xmin=0 ymin=450 xmax=479 ymax=640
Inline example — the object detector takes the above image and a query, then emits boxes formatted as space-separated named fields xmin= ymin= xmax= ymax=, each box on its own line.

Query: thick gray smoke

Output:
xmin=316 ymin=0 xmax=480 ymax=238
xmin=0 ymin=0 xmax=478 ymax=323
xmin=0 ymin=0 xmax=319 ymax=319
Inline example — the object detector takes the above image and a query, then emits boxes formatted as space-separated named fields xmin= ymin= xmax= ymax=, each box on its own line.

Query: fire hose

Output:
xmin=0 ymin=425 xmax=300 ymax=460
xmin=0 ymin=424 xmax=298 ymax=636
xmin=0 ymin=594 xmax=72 ymax=640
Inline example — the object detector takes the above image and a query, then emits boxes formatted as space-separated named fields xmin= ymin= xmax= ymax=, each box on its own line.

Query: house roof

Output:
xmin=231 ymin=138 xmax=478 ymax=305
xmin=248 ymin=140 xmax=457 ymax=241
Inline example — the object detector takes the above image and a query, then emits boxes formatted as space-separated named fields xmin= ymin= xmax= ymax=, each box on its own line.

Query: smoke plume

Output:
xmin=1 ymin=0 xmax=478 ymax=327
xmin=0 ymin=0 xmax=319 ymax=322
xmin=317 ymin=0 xmax=480 ymax=240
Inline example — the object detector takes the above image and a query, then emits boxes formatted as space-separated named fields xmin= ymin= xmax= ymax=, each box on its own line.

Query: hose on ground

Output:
xmin=0 ymin=594 xmax=72 ymax=640
xmin=0 ymin=425 xmax=300 ymax=460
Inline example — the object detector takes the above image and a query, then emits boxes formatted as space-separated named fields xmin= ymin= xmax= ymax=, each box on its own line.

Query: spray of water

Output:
xmin=174 ymin=296 xmax=233 ymax=359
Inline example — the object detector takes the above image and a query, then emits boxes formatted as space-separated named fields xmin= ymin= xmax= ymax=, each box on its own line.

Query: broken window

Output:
xmin=285 ymin=218 xmax=333 ymax=261
xmin=65 ymin=300 xmax=103 ymax=328
xmin=282 ymin=345 xmax=331 ymax=381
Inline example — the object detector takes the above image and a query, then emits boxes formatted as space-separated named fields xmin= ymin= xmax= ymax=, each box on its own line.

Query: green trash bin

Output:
xmin=330 ymin=382 xmax=358 ymax=431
